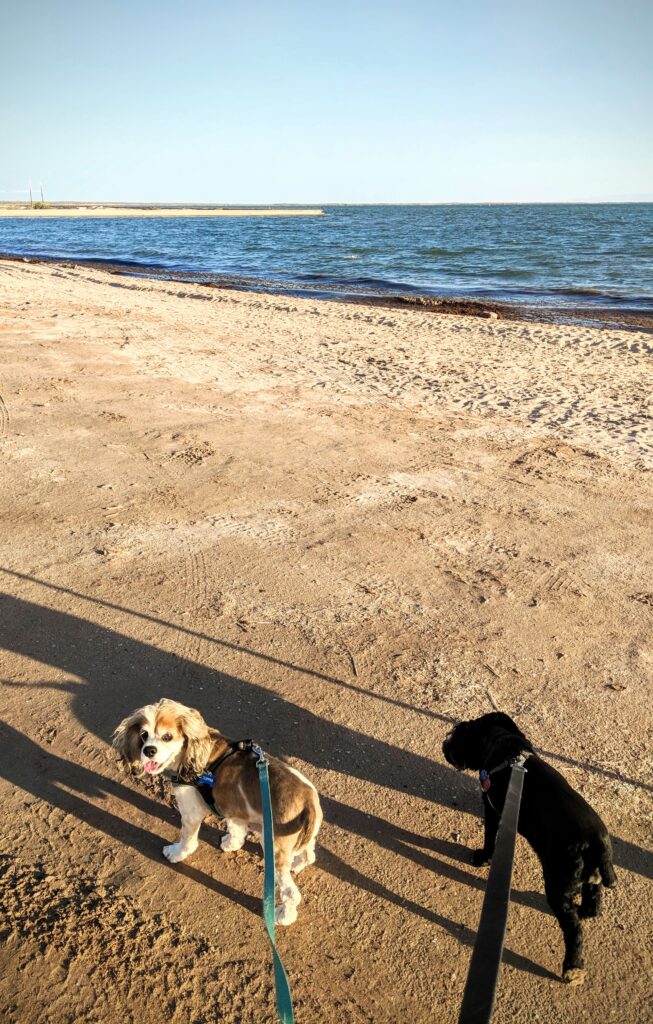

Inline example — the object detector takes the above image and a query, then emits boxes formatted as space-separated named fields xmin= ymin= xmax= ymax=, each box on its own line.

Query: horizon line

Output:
xmin=1 ymin=198 xmax=652 ymax=208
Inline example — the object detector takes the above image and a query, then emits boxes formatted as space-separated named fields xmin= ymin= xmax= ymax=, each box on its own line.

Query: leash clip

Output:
xmin=509 ymin=753 xmax=529 ymax=772
xmin=251 ymin=742 xmax=268 ymax=768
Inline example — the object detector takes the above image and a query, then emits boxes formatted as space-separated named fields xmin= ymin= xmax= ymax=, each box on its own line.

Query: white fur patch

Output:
xmin=237 ymin=780 xmax=261 ymax=828
xmin=284 ymin=763 xmax=317 ymax=792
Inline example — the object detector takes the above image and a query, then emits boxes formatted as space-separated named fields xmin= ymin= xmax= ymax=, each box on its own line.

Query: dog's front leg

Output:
xmin=471 ymin=798 xmax=500 ymax=866
xmin=163 ymin=785 xmax=207 ymax=864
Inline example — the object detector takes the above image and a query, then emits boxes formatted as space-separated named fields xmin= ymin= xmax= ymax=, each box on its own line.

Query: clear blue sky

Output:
xmin=1 ymin=0 xmax=651 ymax=203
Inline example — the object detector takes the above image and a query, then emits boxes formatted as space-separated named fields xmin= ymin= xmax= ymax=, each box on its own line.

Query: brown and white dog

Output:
xmin=112 ymin=698 xmax=322 ymax=925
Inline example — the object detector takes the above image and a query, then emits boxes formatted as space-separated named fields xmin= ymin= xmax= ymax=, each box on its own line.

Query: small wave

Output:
xmin=417 ymin=247 xmax=479 ymax=257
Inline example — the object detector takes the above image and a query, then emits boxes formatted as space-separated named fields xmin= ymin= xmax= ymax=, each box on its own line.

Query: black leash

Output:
xmin=458 ymin=757 xmax=528 ymax=1024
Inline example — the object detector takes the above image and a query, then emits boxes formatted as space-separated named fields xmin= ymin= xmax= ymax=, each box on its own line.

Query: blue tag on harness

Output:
xmin=480 ymin=769 xmax=491 ymax=793
xmin=197 ymin=771 xmax=216 ymax=787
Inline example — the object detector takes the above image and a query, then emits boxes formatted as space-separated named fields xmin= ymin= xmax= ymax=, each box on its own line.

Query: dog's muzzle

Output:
xmin=442 ymin=729 xmax=463 ymax=769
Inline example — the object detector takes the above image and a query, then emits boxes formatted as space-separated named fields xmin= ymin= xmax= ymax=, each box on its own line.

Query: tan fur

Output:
xmin=165 ymin=704 xmax=213 ymax=775
xmin=112 ymin=699 xmax=213 ymax=774
xmin=111 ymin=698 xmax=322 ymax=925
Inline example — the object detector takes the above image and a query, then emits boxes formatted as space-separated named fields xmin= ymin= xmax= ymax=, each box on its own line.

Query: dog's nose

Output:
xmin=143 ymin=745 xmax=157 ymax=758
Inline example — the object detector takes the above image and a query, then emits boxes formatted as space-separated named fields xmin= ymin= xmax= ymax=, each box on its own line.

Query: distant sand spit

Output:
xmin=0 ymin=206 xmax=324 ymax=218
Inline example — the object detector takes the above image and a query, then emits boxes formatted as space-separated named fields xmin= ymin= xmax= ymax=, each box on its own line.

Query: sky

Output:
xmin=1 ymin=0 xmax=652 ymax=203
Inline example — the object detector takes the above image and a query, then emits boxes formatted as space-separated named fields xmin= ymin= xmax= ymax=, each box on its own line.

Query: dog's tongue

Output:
xmin=144 ymin=760 xmax=159 ymax=774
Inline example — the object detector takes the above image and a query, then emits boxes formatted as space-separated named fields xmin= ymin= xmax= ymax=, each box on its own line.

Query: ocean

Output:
xmin=1 ymin=204 xmax=652 ymax=319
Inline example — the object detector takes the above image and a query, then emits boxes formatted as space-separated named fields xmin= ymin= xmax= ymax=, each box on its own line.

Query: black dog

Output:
xmin=442 ymin=712 xmax=616 ymax=984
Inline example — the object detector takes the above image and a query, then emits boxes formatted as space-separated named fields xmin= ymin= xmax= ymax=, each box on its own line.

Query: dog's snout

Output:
xmin=143 ymin=745 xmax=157 ymax=758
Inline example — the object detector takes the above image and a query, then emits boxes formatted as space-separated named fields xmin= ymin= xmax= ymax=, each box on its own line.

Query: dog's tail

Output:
xmin=295 ymin=791 xmax=322 ymax=853
xmin=596 ymin=836 xmax=617 ymax=888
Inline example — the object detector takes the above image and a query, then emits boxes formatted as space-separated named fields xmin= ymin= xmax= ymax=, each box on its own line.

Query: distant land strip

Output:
xmin=0 ymin=204 xmax=324 ymax=218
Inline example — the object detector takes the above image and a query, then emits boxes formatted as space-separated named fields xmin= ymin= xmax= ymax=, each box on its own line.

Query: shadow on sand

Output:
xmin=1 ymin=582 xmax=650 ymax=985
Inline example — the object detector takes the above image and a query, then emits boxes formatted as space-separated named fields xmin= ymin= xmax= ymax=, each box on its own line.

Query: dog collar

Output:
xmin=479 ymin=752 xmax=530 ymax=793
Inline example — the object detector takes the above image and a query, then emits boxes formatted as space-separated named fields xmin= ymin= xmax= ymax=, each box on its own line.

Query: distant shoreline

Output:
xmin=0 ymin=205 xmax=324 ymax=218
xmin=1 ymin=201 xmax=651 ymax=210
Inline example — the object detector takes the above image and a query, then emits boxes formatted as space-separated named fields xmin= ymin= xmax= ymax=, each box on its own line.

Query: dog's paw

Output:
xmin=163 ymin=843 xmax=191 ymax=864
xmin=578 ymin=905 xmax=598 ymax=920
xmin=563 ymin=967 xmax=586 ymax=986
xmin=221 ymin=833 xmax=245 ymax=852
xmin=471 ymin=849 xmax=491 ymax=867
xmin=275 ymin=903 xmax=298 ymax=927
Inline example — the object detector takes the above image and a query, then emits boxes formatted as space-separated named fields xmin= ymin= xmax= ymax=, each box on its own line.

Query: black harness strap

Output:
xmin=165 ymin=739 xmax=255 ymax=819
xmin=458 ymin=758 xmax=528 ymax=1024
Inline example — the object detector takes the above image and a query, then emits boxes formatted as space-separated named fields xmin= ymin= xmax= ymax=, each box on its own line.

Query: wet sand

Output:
xmin=3 ymin=253 xmax=651 ymax=332
xmin=0 ymin=257 xmax=651 ymax=1023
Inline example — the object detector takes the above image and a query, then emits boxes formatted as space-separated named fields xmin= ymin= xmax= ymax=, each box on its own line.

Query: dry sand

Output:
xmin=0 ymin=207 xmax=323 ymax=218
xmin=0 ymin=257 xmax=651 ymax=1024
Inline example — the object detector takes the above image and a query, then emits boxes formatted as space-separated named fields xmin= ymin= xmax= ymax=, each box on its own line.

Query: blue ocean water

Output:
xmin=1 ymin=204 xmax=652 ymax=314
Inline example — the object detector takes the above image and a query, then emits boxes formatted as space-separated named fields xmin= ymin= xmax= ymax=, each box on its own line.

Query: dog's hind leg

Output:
xmin=598 ymin=839 xmax=616 ymax=888
xmin=163 ymin=785 xmax=207 ymax=864
xmin=221 ymin=819 xmax=248 ymax=852
xmin=292 ymin=834 xmax=318 ymax=874
xmin=579 ymin=881 xmax=602 ymax=919
xmin=580 ymin=850 xmax=610 ymax=918
xmin=291 ymin=847 xmax=309 ymax=874
xmin=291 ymin=806 xmax=321 ymax=874
xmin=546 ymin=884 xmax=585 ymax=984
xmin=275 ymin=835 xmax=301 ymax=926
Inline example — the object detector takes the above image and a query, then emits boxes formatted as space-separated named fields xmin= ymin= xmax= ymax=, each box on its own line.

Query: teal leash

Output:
xmin=253 ymin=744 xmax=295 ymax=1024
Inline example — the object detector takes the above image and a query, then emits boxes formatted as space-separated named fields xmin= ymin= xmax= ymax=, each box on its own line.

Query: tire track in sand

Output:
xmin=0 ymin=389 xmax=9 ymax=437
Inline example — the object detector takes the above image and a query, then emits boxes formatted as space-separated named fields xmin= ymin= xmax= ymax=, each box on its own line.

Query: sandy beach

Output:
xmin=0 ymin=206 xmax=324 ymax=218
xmin=0 ymin=257 xmax=651 ymax=1023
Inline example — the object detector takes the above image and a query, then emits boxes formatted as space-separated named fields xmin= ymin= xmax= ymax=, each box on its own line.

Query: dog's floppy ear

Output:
xmin=112 ymin=707 xmax=147 ymax=767
xmin=487 ymin=711 xmax=525 ymax=736
xmin=177 ymin=706 xmax=212 ymax=773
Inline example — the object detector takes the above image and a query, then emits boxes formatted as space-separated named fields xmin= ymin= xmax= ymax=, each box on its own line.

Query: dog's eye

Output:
xmin=140 ymin=730 xmax=148 ymax=741
xmin=161 ymin=733 xmax=173 ymax=743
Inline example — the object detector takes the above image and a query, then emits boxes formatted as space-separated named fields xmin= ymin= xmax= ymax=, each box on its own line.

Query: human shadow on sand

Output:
xmin=0 ymin=568 xmax=456 ymax=728
xmin=0 ymin=720 xmax=260 ymax=914
xmin=5 ymin=569 xmax=651 ymax=800
xmin=0 ymin=591 xmax=460 ymax=811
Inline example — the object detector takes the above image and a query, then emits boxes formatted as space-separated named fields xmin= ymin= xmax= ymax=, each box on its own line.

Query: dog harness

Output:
xmin=164 ymin=738 xmax=256 ymax=819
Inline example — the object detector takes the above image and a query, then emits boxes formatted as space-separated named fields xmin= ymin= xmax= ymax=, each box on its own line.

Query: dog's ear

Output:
xmin=112 ymin=708 xmax=147 ymax=767
xmin=177 ymin=706 xmax=212 ymax=773
xmin=487 ymin=711 xmax=525 ymax=736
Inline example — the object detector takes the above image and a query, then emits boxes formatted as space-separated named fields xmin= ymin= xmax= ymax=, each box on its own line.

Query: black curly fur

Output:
xmin=443 ymin=712 xmax=616 ymax=982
